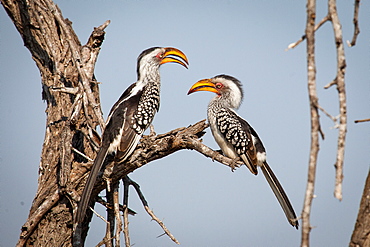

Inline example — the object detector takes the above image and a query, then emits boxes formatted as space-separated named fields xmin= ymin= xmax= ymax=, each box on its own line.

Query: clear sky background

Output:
xmin=1 ymin=1 xmax=369 ymax=246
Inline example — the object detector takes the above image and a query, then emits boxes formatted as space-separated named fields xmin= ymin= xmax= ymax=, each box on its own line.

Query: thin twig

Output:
xmin=90 ymin=206 xmax=109 ymax=224
xmin=317 ymin=104 xmax=337 ymax=123
xmin=144 ymin=206 xmax=180 ymax=245
xmin=286 ymin=15 xmax=330 ymax=51
xmin=347 ymin=0 xmax=361 ymax=47
xmin=72 ymin=147 xmax=94 ymax=162
xmin=128 ymin=178 xmax=180 ymax=245
xmin=354 ymin=118 xmax=370 ymax=123
xmin=96 ymin=196 xmax=137 ymax=215
xmin=91 ymin=206 xmax=113 ymax=247
xmin=324 ymin=77 xmax=337 ymax=89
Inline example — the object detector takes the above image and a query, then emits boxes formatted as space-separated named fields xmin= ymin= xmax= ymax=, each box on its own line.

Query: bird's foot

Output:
xmin=229 ymin=157 xmax=241 ymax=172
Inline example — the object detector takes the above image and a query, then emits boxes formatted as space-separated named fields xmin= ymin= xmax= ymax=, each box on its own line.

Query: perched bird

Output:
xmin=76 ymin=47 xmax=188 ymax=223
xmin=187 ymin=74 xmax=299 ymax=229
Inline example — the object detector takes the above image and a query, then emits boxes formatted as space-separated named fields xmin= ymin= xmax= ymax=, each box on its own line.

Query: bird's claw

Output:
xmin=229 ymin=157 xmax=241 ymax=172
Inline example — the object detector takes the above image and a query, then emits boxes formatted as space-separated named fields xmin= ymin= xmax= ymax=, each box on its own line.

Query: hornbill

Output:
xmin=187 ymin=74 xmax=299 ymax=229
xmin=75 ymin=47 xmax=188 ymax=224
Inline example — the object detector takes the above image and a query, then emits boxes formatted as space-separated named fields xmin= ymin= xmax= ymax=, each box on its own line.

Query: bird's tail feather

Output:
xmin=75 ymin=146 xmax=109 ymax=224
xmin=260 ymin=162 xmax=299 ymax=229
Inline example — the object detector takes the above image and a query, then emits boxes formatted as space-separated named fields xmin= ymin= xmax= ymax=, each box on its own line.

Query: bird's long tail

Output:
xmin=260 ymin=162 xmax=299 ymax=229
xmin=75 ymin=146 xmax=109 ymax=224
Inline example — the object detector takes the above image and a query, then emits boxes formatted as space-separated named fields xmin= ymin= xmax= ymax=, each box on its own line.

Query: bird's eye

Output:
xmin=215 ymin=83 xmax=223 ymax=89
xmin=156 ymin=53 xmax=164 ymax=59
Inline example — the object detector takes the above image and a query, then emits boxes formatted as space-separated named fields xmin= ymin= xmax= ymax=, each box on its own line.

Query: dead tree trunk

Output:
xmin=350 ymin=170 xmax=370 ymax=247
xmin=1 ymin=0 xmax=107 ymax=245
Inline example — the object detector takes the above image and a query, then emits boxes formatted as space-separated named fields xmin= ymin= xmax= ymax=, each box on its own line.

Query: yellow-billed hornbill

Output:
xmin=188 ymin=74 xmax=299 ymax=229
xmin=76 ymin=47 xmax=188 ymax=223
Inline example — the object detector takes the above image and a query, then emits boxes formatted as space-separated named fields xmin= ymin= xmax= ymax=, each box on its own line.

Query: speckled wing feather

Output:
xmin=215 ymin=108 xmax=258 ymax=175
xmin=76 ymin=82 xmax=150 ymax=223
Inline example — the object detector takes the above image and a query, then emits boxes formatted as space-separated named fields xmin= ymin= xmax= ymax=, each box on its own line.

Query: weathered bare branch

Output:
xmin=301 ymin=1 xmax=319 ymax=246
xmin=145 ymin=206 xmax=180 ymax=245
xmin=324 ymin=77 xmax=337 ymax=89
xmin=122 ymin=176 xmax=131 ymax=247
xmin=347 ymin=0 xmax=361 ymax=47
xmin=90 ymin=206 xmax=113 ymax=247
xmin=354 ymin=118 xmax=370 ymax=123
xmin=286 ymin=15 xmax=330 ymax=51
xmin=121 ymin=176 xmax=181 ymax=245
xmin=17 ymin=190 xmax=60 ymax=247
xmin=328 ymin=0 xmax=347 ymax=201
xmin=113 ymin=184 xmax=122 ymax=247
xmin=123 ymin=207 xmax=130 ymax=247
xmin=47 ymin=2 xmax=107 ymax=131
xmin=91 ymin=120 xmax=240 ymax=196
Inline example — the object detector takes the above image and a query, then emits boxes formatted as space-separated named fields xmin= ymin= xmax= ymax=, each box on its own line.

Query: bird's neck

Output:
xmin=134 ymin=64 xmax=161 ymax=97
xmin=138 ymin=63 xmax=161 ymax=83
xmin=210 ymin=94 xmax=239 ymax=111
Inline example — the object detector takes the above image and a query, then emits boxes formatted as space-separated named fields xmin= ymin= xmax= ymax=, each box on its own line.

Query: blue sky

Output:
xmin=1 ymin=1 xmax=369 ymax=246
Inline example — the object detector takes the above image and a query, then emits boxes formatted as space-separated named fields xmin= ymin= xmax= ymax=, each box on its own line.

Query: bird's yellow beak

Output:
xmin=187 ymin=79 xmax=219 ymax=95
xmin=160 ymin=47 xmax=189 ymax=68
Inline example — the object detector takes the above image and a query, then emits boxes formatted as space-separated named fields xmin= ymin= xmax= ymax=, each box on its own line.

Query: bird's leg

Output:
xmin=149 ymin=124 xmax=156 ymax=137
xmin=211 ymin=149 xmax=240 ymax=172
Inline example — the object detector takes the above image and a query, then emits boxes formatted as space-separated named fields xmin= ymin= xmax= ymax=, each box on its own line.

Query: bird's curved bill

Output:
xmin=160 ymin=47 xmax=189 ymax=68
xmin=187 ymin=79 xmax=219 ymax=95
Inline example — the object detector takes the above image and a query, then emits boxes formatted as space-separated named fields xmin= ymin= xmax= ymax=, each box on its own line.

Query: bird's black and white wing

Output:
xmin=76 ymin=82 xmax=148 ymax=223
xmin=75 ymin=46 xmax=188 ymax=224
xmin=212 ymin=107 xmax=259 ymax=175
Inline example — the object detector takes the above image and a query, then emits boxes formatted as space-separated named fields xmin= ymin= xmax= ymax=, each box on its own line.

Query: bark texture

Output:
xmin=350 ymin=170 xmax=370 ymax=247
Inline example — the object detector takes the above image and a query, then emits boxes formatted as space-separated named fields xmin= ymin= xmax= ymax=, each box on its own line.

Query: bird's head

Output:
xmin=137 ymin=47 xmax=188 ymax=80
xmin=188 ymin=74 xmax=244 ymax=109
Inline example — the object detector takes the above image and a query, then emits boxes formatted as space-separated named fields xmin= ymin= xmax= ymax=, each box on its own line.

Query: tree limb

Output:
xmin=347 ymin=0 xmax=361 ymax=47
xmin=17 ymin=190 xmax=60 ymax=247
xmin=328 ymin=0 xmax=347 ymax=201
xmin=354 ymin=118 xmax=370 ymax=123
xmin=286 ymin=15 xmax=330 ymax=51
xmin=301 ymin=1 xmax=319 ymax=246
